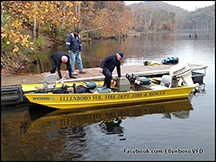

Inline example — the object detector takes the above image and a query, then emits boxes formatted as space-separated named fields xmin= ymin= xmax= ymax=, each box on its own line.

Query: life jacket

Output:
xmin=162 ymin=57 xmax=179 ymax=64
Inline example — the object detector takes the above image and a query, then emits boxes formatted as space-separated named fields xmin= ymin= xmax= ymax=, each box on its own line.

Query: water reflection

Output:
xmin=19 ymin=30 xmax=214 ymax=75
xmin=21 ymin=98 xmax=194 ymax=135
xmin=2 ymin=96 xmax=196 ymax=161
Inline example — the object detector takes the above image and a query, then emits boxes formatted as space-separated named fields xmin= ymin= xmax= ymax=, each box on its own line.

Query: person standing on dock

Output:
xmin=50 ymin=51 xmax=76 ymax=85
xmin=66 ymin=27 xmax=85 ymax=76
xmin=195 ymin=31 xmax=198 ymax=39
xmin=99 ymin=52 xmax=125 ymax=88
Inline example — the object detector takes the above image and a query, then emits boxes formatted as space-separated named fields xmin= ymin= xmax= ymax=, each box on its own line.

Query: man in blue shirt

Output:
xmin=66 ymin=27 xmax=85 ymax=76
xmin=99 ymin=52 xmax=125 ymax=88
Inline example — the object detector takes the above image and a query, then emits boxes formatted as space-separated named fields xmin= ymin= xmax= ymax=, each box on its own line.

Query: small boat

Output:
xmin=20 ymin=63 xmax=199 ymax=109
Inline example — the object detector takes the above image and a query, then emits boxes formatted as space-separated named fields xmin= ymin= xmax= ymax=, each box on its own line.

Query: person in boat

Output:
xmin=66 ymin=27 xmax=85 ymax=76
xmin=99 ymin=52 xmax=125 ymax=88
xmin=50 ymin=51 xmax=76 ymax=85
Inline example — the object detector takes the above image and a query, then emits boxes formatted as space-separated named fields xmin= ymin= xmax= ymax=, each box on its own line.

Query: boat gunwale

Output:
xmin=24 ymin=86 xmax=195 ymax=96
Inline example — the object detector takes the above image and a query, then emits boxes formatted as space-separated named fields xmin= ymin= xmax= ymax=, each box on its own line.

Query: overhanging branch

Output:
xmin=80 ymin=26 xmax=105 ymax=33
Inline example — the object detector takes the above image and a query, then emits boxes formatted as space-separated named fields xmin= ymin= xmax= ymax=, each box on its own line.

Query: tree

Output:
xmin=1 ymin=1 xmax=79 ymax=74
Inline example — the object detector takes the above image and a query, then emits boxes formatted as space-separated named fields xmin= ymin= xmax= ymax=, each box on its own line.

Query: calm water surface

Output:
xmin=1 ymin=31 xmax=215 ymax=161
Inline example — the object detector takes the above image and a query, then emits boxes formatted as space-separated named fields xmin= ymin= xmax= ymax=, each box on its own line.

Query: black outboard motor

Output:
xmin=125 ymin=73 xmax=136 ymax=83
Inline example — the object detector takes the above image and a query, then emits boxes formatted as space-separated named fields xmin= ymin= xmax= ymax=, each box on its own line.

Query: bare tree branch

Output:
xmin=80 ymin=27 xmax=105 ymax=33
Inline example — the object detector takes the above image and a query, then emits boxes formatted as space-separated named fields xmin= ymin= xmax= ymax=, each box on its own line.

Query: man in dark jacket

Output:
xmin=99 ymin=52 xmax=125 ymax=88
xmin=66 ymin=27 xmax=85 ymax=75
xmin=50 ymin=51 xmax=76 ymax=85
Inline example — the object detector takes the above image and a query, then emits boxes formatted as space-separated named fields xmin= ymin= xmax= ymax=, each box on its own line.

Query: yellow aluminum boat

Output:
xmin=21 ymin=78 xmax=195 ymax=109
xmin=21 ymin=63 xmax=198 ymax=110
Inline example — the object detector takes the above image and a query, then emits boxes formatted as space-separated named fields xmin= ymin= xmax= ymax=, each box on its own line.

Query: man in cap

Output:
xmin=99 ymin=52 xmax=125 ymax=88
xmin=50 ymin=51 xmax=76 ymax=85
xmin=66 ymin=27 xmax=85 ymax=76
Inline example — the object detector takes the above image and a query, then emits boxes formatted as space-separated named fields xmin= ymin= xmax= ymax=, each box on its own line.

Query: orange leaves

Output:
xmin=1 ymin=33 xmax=7 ymax=39
xmin=65 ymin=1 xmax=74 ymax=8
xmin=75 ymin=1 xmax=82 ymax=6
xmin=1 ymin=14 xmax=34 ymax=54
xmin=68 ymin=12 xmax=74 ymax=16
xmin=80 ymin=1 xmax=135 ymax=37
xmin=1 ymin=1 xmax=78 ymax=54
xmin=1 ymin=1 xmax=135 ymax=55
xmin=22 ymin=10 xmax=26 ymax=15
xmin=13 ymin=45 xmax=19 ymax=52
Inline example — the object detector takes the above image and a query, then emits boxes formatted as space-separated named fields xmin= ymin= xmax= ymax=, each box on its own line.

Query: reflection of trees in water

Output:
xmin=57 ymin=126 xmax=87 ymax=161
xmin=62 ymin=126 xmax=86 ymax=138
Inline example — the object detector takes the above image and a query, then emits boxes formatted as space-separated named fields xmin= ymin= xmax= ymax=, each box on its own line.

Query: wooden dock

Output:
xmin=1 ymin=63 xmax=207 ymax=106
xmin=1 ymin=63 xmax=208 ymax=87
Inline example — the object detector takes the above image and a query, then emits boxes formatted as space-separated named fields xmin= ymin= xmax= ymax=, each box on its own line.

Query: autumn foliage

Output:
xmin=1 ymin=1 xmax=214 ymax=75
xmin=1 ymin=1 xmax=81 ymax=74
xmin=1 ymin=1 xmax=136 ymax=75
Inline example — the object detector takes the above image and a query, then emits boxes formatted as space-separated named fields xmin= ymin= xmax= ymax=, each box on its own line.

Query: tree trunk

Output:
xmin=78 ymin=2 xmax=80 ymax=28
xmin=36 ymin=22 xmax=40 ymax=38
xmin=75 ymin=1 xmax=81 ymax=28
xmin=62 ymin=4 xmax=66 ymax=28
xmin=1 ymin=2 xmax=3 ymax=21
xmin=33 ymin=1 xmax=37 ymax=42
xmin=75 ymin=2 xmax=77 ymax=28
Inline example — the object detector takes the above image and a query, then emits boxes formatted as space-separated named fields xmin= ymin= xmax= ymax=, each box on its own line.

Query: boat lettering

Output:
xmin=132 ymin=109 xmax=144 ymax=115
xmin=118 ymin=94 xmax=130 ymax=99
xmin=148 ymin=91 xmax=165 ymax=96
xmin=33 ymin=97 xmax=50 ymax=100
xmin=105 ymin=95 xmax=116 ymax=99
xmin=105 ymin=112 xmax=117 ymax=118
xmin=92 ymin=113 xmax=102 ymax=119
xmin=132 ymin=93 xmax=143 ymax=98
xmin=93 ymin=96 xmax=103 ymax=100
xmin=60 ymin=96 xmax=91 ymax=101
xmin=117 ymin=109 xmax=130 ymax=116
xmin=59 ymin=90 xmax=166 ymax=102
xmin=60 ymin=114 xmax=98 ymax=126
xmin=149 ymin=106 xmax=165 ymax=114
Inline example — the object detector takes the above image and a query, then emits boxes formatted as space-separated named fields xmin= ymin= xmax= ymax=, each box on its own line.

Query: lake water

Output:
xmin=1 ymin=31 xmax=215 ymax=161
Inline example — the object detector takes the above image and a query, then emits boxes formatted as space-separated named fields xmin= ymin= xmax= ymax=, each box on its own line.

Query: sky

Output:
xmin=124 ymin=1 xmax=215 ymax=11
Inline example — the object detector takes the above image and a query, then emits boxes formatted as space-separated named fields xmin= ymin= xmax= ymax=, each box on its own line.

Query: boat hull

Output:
xmin=24 ymin=86 xmax=194 ymax=109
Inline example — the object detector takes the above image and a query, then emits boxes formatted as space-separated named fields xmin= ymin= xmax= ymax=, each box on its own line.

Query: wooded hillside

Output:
xmin=1 ymin=1 xmax=215 ymax=75
xmin=128 ymin=1 xmax=215 ymax=30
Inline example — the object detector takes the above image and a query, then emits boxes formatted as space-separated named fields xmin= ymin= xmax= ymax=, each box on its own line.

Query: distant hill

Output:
xmin=127 ymin=1 xmax=215 ymax=30
xmin=128 ymin=1 xmax=189 ymax=18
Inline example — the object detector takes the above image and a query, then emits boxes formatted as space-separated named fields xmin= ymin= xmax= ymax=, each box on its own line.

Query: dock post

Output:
xmin=17 ymin=86 xmax=23 ymax=102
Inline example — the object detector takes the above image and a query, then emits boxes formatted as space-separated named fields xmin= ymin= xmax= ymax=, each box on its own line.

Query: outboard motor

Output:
xmin=169 ymin=63 xmax=198 ymax=87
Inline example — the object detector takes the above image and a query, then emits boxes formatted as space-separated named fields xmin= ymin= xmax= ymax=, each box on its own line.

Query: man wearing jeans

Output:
xmin=66 ymin=27 xmax=85 ymax=77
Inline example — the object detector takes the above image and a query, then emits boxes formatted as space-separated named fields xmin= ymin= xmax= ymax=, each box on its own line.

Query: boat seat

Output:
xmin=35 ymin=73 xmax=57 ymax=89
xmin=150 ymin=75 xmax=172 ymax=90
